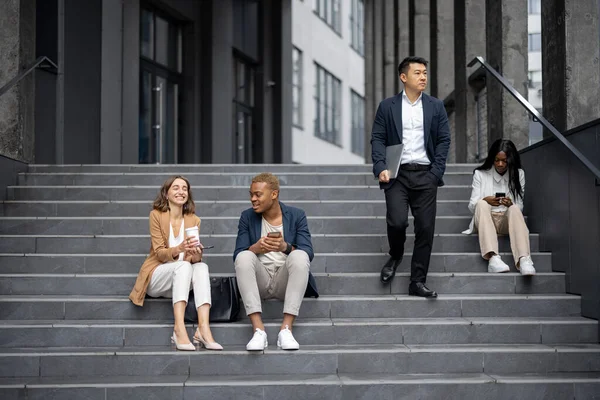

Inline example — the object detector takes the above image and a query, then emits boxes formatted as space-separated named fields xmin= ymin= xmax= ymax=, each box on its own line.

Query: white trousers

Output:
xmin=146 ymin=260 xmax=211 ymax=307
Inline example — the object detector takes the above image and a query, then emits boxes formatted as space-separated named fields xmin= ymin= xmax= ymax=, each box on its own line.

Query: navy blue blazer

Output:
xmin=233 ymin=201 xmax=318 ymax=298
xmin=370 ymin=92 xmax=451 ymax=189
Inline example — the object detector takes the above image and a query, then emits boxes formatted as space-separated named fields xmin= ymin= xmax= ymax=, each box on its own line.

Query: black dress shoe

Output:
xmin=380 ymin=257 xmax=402 ymax=283
xmin=408 ymin=282 xmax=438 ymax=298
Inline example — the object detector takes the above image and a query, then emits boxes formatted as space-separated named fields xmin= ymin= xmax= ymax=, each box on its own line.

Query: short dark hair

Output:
xmin=398 ymin=56 xmax=428 ymax=75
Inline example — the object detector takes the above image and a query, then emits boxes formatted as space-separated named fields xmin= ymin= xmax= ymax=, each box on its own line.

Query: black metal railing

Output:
xmin=0 ymin=56 xmax=57 ymax=98
xmin=468 ymin=56 xmax=600 ymax=182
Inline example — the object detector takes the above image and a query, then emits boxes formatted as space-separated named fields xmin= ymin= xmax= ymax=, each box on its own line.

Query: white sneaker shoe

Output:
xmin=488 ymin=255 xmax=510 ymax=273
xmin=277 ymin=325 xmax=300 ymax=350
xmin=246 ymin=328 xmax=268 ymax=351
xmin=519 ymin=256 xmax=536 ymax=276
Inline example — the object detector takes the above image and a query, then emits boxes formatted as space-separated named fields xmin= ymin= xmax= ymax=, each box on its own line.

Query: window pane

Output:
xmin=141 ymin=9 xmax=154 ymax=59
xmin=319 ymin=68 xmax=326 ymax=136
xmin=528 ymin=33 xmax=541 ymax=51
xmin=139 ymin=71 xmax=152 ymax=163
xmin=155 ymin=16 xmax=169 ymax=66
xmin=293 ymin=48 xmax=303 ymax=126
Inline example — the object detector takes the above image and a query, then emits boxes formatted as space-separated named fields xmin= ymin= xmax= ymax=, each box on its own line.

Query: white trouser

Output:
xmin=146 ymin=260 xmax=211 ymax=307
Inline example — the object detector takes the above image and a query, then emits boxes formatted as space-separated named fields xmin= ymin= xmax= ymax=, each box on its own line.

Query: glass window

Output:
xmin=138 ymin=8 xmax=183 ymax=164
xmin=350 ymin=0 xmax=364 ymax=55
xmin=232 ymin=56 xmax=256 ymax=163
xmin=528 ymin=0 xmax=541 ymax=14
xmin=292 ymin=47 xmax=303 ymax=127
xmin=314 ymin=63 xmax=341 ymax=145
xmin=141 ymin=9 xmax=154 ymax=59
xmin=140 ymin=9 xmax=181 ymax=72
xmin=350 ymin=90 xmax=365 ymax=156
xmin=528 ymin=33 xmax=541 ymax=51
xmin=314 ymin=0 xmax=341 ymax=34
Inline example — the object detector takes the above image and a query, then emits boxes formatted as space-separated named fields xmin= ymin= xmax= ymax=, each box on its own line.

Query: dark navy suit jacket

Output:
xmin=233 ymin=201 xmax=318 ymax=297
xmin=370 ymin=92 xmax=451 ymax=190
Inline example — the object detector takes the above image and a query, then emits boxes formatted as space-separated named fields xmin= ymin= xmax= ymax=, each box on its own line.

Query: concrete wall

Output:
xmin=520 ymin=119 xmax=600 ymax=331
xmin=0 ymin=155 xmax=28 ymax=202
xmin=291 ymin=0 xmax=365 ymax=164
xmin=542 ymin=0 xmax=600 ymax=133
xmin=62 ymin=0 xmax=102 ymax=163
xmin=0 ymin=0 xmax=36 ymax=163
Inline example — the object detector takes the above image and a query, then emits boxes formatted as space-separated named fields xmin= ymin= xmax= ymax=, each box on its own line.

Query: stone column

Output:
xmin=364 ymin=0 xmax=410 ymax=161
xmin=454 ymin=0 xmax=485 ymax=162
xmin=0 ymin=0 xmax=36 ymax=163
xmin=432 ymin=0 xmax=454 ymax=100
xmin=121 ymin=0 xmax=140 ymax=163
xmin=412 ymin=0 xmax=430 ymax=94
xmin=396 ymin=0 xmax=410 ymax=95
xmin=485 ymin=0 xmax=529 ymax=149
xmin=100 ymin=0 xmax=123 ymax=164
xmin=542 ymin=0 xmax=600 ymax=132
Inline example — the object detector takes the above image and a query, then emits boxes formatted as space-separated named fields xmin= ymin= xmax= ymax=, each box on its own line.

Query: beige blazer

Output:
xmin=129 ymin=209 xmax=201 ymax=306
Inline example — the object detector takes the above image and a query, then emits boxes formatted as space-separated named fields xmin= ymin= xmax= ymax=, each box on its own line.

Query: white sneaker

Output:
xmin=519 ymin=256 xmax=536 ymax=276
xmin=488 ymin=255 xmax=510 ymax=273
xmin=246 ymin=328 xmax=268 ymax=351
xmin=277 ymin=325 xmax=300 ymax=350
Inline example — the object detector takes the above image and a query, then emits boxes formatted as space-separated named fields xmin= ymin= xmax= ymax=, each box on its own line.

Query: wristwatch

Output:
xmin=283 ymin=242 xmax=293 ymax=255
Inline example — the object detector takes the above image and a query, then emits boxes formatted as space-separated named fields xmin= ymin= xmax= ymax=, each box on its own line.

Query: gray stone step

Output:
xmin=17 ymin=171 xmax=474 ymax=186
xmin=0 ymin=294 xmax=582 ymax=321
xmin=0 ymin=272 xmax=566 ymax=296
xmin=0 ymin=233 xmax=540 ymax=254
xmin=0 ymin=215 xmax=491 ymax=235
xmin=25 ymin=163 xmax=480 ymax=173
xmin=0 ymin=373 xmax=598 ymax=400
xmin=5 ymin=185 xmax=472 ymax=201
xmin=0 ymin=199 xmax=472 ymax=217
xmin=0 ymin=344 xmax=598 ymax=378
xmin=0 ymin=317 xmax=596 ymax=348
xmin=0 ymin=252 xmax=554 ymax=274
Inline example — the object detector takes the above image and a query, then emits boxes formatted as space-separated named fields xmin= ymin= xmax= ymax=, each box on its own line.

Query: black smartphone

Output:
xmin=267 ymin=232 xmax=282 ymax=238
xmin=495 ymin=192 xmax=506 ymax=198
xmin=200 ymin=245 xmax=215 ymax=250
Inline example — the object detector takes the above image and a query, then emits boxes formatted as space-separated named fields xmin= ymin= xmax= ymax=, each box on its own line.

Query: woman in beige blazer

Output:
xmin=129 ymin=175 xmax=222 ymax=351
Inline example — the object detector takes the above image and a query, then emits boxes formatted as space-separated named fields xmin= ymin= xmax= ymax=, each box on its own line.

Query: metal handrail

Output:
xmin=468 ymin=56 xmax=600 ymax=182
xmin=0 ymin=56 xmax=58 ymax=98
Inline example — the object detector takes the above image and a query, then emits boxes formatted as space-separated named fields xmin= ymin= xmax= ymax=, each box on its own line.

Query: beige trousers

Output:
xmin=473 ymin=200 xmax=530 ymax=265
xmin=146 ymin=260 xmax=211 ymax=307
xmin=234 ymin=250 xmax=310 ymax=316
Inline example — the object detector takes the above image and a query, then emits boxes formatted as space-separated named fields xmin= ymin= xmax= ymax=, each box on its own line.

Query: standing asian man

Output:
xmin=370 ymin=56 xmax=451 ymax=298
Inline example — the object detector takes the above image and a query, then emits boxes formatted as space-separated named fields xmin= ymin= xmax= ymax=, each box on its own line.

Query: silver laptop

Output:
xmin=385 ymin=143 xmax=404 ymax=179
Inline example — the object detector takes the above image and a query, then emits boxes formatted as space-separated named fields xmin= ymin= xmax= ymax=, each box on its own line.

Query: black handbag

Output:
xmin=184 ymin=276 xmax=241 ymax=323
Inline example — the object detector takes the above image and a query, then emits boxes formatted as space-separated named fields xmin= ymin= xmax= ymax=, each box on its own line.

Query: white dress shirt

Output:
xmin=462 ymin=168 xmax=526 ymax=234
xmin=400 ymin=91 xmax=430 ymax=165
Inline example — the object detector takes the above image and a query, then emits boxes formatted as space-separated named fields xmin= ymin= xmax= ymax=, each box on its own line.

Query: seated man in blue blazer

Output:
xmin=234 ymin=172 xmax=318 ymax=351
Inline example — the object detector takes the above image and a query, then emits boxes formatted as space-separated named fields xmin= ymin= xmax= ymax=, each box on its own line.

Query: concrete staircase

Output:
xmin=0 ymin=164 xmax=598 ymax=399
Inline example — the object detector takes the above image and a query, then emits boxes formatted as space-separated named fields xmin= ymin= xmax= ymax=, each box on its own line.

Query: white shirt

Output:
xmin=400 ymin=91 xmax=430 ymax=165
xmin=258 ymin=217 xmax=287 ymax=275
xmin=463 ymin=168 xmax=526 ymax=234
xmin=168 ymin=220 xmax=185 ymax=261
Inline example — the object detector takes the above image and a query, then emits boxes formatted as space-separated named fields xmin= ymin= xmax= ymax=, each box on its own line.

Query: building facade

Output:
xmin=1 ymin=0 xmax=295 ymax=165
xmin=291 ymin=0 xmax=366 ymax=164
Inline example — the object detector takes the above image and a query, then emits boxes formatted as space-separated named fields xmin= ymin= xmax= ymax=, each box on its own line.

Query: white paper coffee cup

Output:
xmin=184 ymin=227 xmax=200 ymax=245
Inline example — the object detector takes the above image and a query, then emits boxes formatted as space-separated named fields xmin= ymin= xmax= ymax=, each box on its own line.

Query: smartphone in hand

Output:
xmin=267 ymin=232 xmax=282 ymax=238
xmin=495 ymin=192 xmax=506 ymax=198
